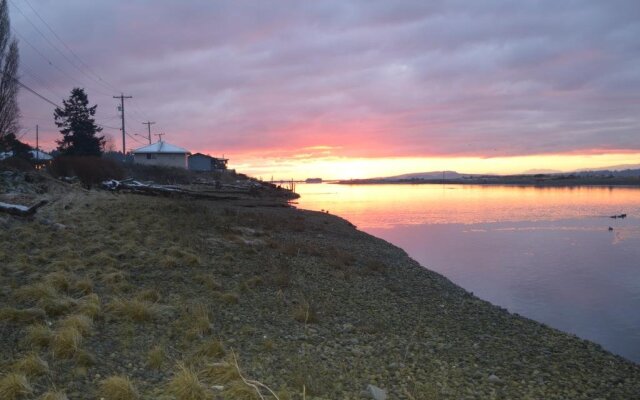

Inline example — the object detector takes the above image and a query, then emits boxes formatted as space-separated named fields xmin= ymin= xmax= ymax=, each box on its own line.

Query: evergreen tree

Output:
xmin=0 ymin=0 xmax=20 ymax=140
xmin=54 ymin=88 xmax=105 ymax=156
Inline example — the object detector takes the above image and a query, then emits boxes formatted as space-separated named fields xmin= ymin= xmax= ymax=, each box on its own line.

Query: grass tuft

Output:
xmin=135 ymin=288 xmax=161 ymax=303
xmin=200 ymin=360 xmax=240 ymax=383
xmin=0 ymin=373 xmax=33 ymax=400
xmin=107 ymin=298 xmax=161 ymax=322
xmin=220 ymin=292 xmax=239 ymax=305
xmin=40 ymin=390 xmax=69 ymax=400
xmin=51 ymin=326 xmax=82 ymax=359
xmin=59 ymin=314 xmax=93 ymax=336
xmin=187 ymin=304 xmax=212 ymax=338
xmin=77 ymin=293 xmax=101 ymax=319
xmin=168 ymin=363 xmax=210 ymax=400
xmin=221 ymin=381 xmax=261 ymax=400
xmin=24 ymin=324 xmax=52 ymax=348
xmin=0 ymin=307 xmax=46 ymax=323
xmin=12 ymin=353 xmax=49 ymax=377
xmin=195 ymin=338 xmax=225 ymax=359
xmin=292 ymin=301 xmax=318 ymax=324
xmin=99 ymin=375 xmax=140 ymax=400
xmin=147 ymin=345 xmax=166 ymax=370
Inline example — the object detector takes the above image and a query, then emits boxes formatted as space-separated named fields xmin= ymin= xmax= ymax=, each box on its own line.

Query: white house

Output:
xmin=131 ymin=141 xmax=190 ymax=169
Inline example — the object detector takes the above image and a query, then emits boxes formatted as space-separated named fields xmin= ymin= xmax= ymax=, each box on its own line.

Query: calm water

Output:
xmin=295 ymin=183 xmax=640 ymax=363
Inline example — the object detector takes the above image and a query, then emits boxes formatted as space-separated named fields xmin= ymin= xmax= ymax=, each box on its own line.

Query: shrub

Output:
xmin=48 ymin=156 xmax=124 ymax=186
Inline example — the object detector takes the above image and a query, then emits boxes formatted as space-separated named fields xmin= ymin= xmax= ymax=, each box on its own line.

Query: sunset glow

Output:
xmin=9 ymin=1 xmax=640 ymax=178
xmin=228 ymin=151 xmax=640 ymax=180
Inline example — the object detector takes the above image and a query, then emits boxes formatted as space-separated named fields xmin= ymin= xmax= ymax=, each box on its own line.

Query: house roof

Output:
xmin=189 ymin=152 xmax=228 ymax=161
xmin=131 ymin=141 xmax=190 ymax=154
xmin=30 ymin=150 xmax=53 ymax=160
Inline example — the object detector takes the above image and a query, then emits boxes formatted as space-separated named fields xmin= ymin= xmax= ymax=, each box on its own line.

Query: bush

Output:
xmin=49 ymin=156 xmax=124 ymax=186
xmin=0 ymin=156 xmax=34 ymax=172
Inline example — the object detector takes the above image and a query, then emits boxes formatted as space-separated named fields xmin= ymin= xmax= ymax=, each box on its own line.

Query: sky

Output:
xmin=8 ymin=0 xmax=640 ymax=179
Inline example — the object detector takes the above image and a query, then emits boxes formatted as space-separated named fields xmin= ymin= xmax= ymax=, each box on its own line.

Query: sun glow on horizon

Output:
xmin=224 ymin=151 xmax=640 ymax=181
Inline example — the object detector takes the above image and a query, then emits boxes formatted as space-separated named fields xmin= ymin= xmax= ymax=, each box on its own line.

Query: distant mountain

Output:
xmin=575 ymin=164 xmax=640 ymax=172
xmin=523 ymin=169 xmax=563 ymax=174
xmin=381 ymin=171 xmax=465 ymax=181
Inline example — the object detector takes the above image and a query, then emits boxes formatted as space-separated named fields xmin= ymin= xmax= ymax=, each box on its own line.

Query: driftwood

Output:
xmin=102 ymin=179 xmax=240 ymax=201
xmin=0 ymin=200 xmax=48 ymax=216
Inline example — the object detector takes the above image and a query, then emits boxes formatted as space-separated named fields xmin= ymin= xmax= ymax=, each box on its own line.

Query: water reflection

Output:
xmin=296 ymin=183 xmax=640 ymax=362
xmin=295 ymin=183 xmax=640 ymax=228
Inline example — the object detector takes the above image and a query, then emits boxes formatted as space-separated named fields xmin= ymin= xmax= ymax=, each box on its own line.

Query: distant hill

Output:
xmin=381 ymin=171 xmax=465 ymax=181
xmin=575 ymin=164 xmax=640 ymax=172
xmin=523 ymin=169 xmax=563 ymax=174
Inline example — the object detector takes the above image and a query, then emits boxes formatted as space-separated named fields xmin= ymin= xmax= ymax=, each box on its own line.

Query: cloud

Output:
xmin=10 ymin=0 xmax=640 ymax=161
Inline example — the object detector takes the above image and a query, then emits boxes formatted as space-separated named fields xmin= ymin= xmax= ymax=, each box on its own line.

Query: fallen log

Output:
xmin=102 ymin=180 xmax=241 ymax=201
xmin=0 ymin=200 xmax=48 ymax=216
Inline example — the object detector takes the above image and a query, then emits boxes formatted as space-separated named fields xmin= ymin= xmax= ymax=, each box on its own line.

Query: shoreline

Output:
xmin=1 ymin=184 xmax=639 ymax=398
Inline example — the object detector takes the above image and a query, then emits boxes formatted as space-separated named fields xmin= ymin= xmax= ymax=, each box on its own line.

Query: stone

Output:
xmin=366 ymin=384 xmax=387 ymax=400
xmin=488 ymin=374 xmax=503 ymax=384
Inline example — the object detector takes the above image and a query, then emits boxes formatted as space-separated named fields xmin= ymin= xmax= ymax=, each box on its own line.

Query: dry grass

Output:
xmin=134 ymin=288 xmax=161 ymax=303
xmin=200 ymin=360 xmax=240 ymax=383
xmin=40 ymin=390 xmax=69 ymax=400
xmin=0 ymin=373 xmax=33 ymax=400
xmin=12 ymin=353 xmax=49 ymax=376
xmin=24 ymin=324 xmax=52 ymax=348
xmin=168 ymin=363 xmax=210 ymax=400
xmin=74 ymin=349 xmax=96 ymax=367
xmin=51 ymin=326 xmax=82 ymax=359
xmin=221 ymin=381 xmax=261 ymax=400
xmin=220 ymin=292 xmax=239 ymax=305
xmin=196 ymin=274 xmax=222 ymax=291
xmin=77 ymin=293 xmax=101 ymax=319
xmin=99 ymin=375 xmax=140 ymax=400
xmin=147 ymin=345 xmax=166 ymax=370
xmin=292 ymin=301 xmax=318 ymax=324
xmin=186 ymin=304 xmax=212 ymax=338
xmin=195 ymin=338 xmax=225 ymax=359
xmin=0 ymin=307 xmax=46 ymax=323
xmin=59 ymin=314 xmax=93 ymax=336
xmin=107 ymin=298 xmax=161 ymax=322
xmin=15 ymin=282 xmax=58 ymax=303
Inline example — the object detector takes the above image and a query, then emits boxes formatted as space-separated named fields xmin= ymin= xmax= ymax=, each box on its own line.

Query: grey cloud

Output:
xmin=10 ymin=0 xmax=640 ymax=157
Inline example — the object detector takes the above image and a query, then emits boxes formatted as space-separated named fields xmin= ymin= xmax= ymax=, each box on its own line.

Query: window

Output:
xmin=146 ymin=154 xmax=156 ymax=159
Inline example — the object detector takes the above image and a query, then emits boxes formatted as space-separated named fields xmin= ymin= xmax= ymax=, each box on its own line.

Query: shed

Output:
xmin=131 ymin=141 xmax=190 ymax=169
xmin=188 ymin=153 xmax=229 ymax=171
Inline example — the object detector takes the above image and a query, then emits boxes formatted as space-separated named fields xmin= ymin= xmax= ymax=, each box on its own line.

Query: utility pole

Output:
xmin=142 ymin=121 xmax=155 ymax=144
xmin=154 ymin=133 xmax=165 ymax=142
xmin=113 ymin=94 xmax=133 ymax=153
xmin=35 ymin=125 xmax=39 ymax=163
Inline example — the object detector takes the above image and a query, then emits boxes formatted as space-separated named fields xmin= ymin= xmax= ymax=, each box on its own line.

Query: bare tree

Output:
xmin=0 ymin=0 xmax=20 ymax=141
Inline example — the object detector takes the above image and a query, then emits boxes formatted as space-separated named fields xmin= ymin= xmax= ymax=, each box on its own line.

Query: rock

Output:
xmin=488 ymin=374 xmax=503 ymax=384
xmin=365 ymin=384 xmax=387 ymax=400
xmin=342 ymin=323 xmax=355 ymax=333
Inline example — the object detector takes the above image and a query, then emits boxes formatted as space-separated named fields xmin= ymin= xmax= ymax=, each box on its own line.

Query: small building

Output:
xmin=188 ymin=153 xmax=228 ymax=172
xmin=131 ymin=141 xmax=190 ymax=169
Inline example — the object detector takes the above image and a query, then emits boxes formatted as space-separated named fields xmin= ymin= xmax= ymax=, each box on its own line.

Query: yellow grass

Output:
xmin=99 ymin=376 xmax=140 ymax=400
xmin=0 ymin=373 xmax=33 ymax=400
xmin=147 ymin=345 xmax=166 ymax=370
xmin=168 ymin=363 xmax=210 ymax=400
xmin=107 ymin=298 xmax=161 ymax=322
xmin=40 ymin=390 xmax=69 ymax=400
xmin=59 ymin=314 xmax=93 ymax=336
xmin=51 ymin=326 xmax=82 ymax=359
xmin=12 ymin=353 xmax=49 ymax=376
xmin=24 ymin=323 xmax=52 ymax=348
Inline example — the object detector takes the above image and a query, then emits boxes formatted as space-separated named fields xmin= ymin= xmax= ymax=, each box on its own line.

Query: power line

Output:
xmin=11 ymin=27 xmax=110 ymax=97
xmin=9 ymin=0 xmax=114 ymax=96
xmin=21 ymin=0 xmax=121 ymax=93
